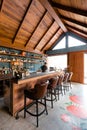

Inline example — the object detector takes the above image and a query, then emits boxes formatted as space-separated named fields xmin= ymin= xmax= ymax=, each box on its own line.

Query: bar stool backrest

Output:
xmin=57 ymin=75 xmax=64 ymax=86
xmin=68 ymin=72 xmax=73 ymax=81
xmin=48 ymin=76 xmax=58 ymax=89
xmin=63 ymin=73 xmax=69 ymax=83
xmin=34 ymin=82 xmax=48 ymax=99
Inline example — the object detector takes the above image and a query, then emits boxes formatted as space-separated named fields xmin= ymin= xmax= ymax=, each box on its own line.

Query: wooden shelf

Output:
xmin=0 ymin=53 xmax=42 ymax=60
xmin=0 ymin=61 xmax=10 ymax=63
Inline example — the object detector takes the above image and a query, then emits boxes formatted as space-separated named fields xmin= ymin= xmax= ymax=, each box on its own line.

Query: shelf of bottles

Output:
xmin=0 ymin=46 xmax=47 ymax=76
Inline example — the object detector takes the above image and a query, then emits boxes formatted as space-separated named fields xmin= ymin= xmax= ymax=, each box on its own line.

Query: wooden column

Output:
xmin=68 ymin=51 xmax=84 ymax=83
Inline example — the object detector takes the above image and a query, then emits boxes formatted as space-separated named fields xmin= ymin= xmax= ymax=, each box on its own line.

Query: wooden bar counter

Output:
xmin=4 ymin=71 xmax=62 ymax=117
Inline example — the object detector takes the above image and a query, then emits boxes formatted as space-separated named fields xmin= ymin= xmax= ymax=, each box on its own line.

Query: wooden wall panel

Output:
xmin=68 ymin=51 xmax=84 ymax=83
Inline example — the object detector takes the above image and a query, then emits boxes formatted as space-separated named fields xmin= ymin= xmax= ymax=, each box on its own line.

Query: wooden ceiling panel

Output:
xmin=25 ymin=1 xmax=45 ymax=28
xmin=39 ymin=27 xmax=61 ymax=51
xmin=48 ymin=22 xmax=59 ymax=34
xmin=12 ymin=0 xmax=46 ymax=46
xmin=0 ymin=0 xmax=66 ymax=54
xmin=68 ymin=28 xmax=87 ymax=39
xmin=39 ymin=0 xmax=67 ymax=32
xmin=0 ymin=0 xmax=87 ymax=54
xmin=0 ymin=0 xmax=2 ymax=6
xmin=49 ymin=0 xmax=87 ymax=51
xmin=57 ymin=9 xmax=87 ymax=24
xmin=64 ymin=20 xmax=87 ymax=33
xmin=1 ymin=0 xmax=30 ymax=21
xmin=52 ymin=0 xmax=87 ymax=10
xmin=63 ymin=20 xmax=87 ymax=39
xmin=43 ymin=28 xmax=63 ymax=51
xmin=35 ymin=22 xmax=59 ymax=50
xmin=0 ymin=13 xmax=19 ymax=40
xmin=52 ymin=0 xmax=72 ymax=7
xmin=29 ymin=13 xmax=53 ymax=48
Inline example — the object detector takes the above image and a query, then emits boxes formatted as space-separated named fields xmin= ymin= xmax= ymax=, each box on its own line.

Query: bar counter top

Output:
xmin=4 ymin=70 xmax=63 ymax=117
xmin=17 ymin=71 xmax=62 ymax=84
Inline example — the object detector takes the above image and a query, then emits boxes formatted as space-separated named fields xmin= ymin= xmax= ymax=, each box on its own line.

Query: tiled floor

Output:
xmin=0 ymin=82 xmax=87 ymax=130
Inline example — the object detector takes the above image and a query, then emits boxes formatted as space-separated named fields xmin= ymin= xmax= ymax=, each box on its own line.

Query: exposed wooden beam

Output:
xmin=46 ymin=45 xmax=87 ymax=55
xmin=34 ymin=19 xmax=55 ymax=49
xmin=12 ymin=0 xmax=32 ymax=44
xmin=40 ymin=27 xmax=60 ymax=51
xmin=65 ymin=23 xmax=87 ymax=36
xmin=39 ymin=0 xmax=67 ymax=32
xmin=0 ymin=0 xmax=4 ymax=12
xmin=46 ymin=31 xmax=87 ymax=55
xmin=51 ymin=1 xmax=87 ymax=17
xmin=24 ymin=10 xmax=47 ymax=47
xmin=68 ymin=31 xmax=87 ymax=43
xmin=60 ymin=15 xmax=87 ymax=28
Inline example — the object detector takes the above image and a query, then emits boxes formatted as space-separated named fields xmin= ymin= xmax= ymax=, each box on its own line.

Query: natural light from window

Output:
xmin=48 ymin=54 xmax=67 ymax=71
xmin=53 ymin=37 xmax=66 ymax=50
xmin=53 ymin=36 xmax=86 ymax=50
xmin=48 ymin=36 xmax=86 ymax=72
xmin=68 ymin=36 xmax=86 ymax=47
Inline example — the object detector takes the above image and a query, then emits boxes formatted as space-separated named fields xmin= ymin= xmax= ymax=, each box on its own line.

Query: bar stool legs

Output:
xmin=36 ymin=100 xmax=38 ymax=127
xmin=24 ymin=97 xmax=48 ymax=127
xmin=24 ymin=94 xmax=26 ymax=119
xmin=24 ymin=82 xmax=48 ymax=127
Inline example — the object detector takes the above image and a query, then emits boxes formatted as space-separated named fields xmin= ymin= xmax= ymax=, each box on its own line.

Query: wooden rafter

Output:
xmin=24 ymin=10 xmax=47 ymax=47
xmin=0 ymin=0 xmax=4 ymax=12
xmin=60 ymin=15 xmax=87 ymax=28
xmin=51 ymin=1 xmax=87 ymax=17
xmin=65 ymin=23 xmax=87 ymax=36
xmin=34 ymin=19 xmax=55 ymax=49
xmin=40 ymin=27 xmax=60 ymax=51
xmin=69 ymin=29 xmax=87 ymax=40
xmin=12 ymin=0 xmax=32 ymax=44
xmin=69 ymin=31 xmax=87 ymax=43
xmin=39 ymin=0 xmax=67 ymax=32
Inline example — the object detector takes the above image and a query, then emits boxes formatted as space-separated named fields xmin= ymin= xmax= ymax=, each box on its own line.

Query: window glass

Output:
xmin=53 ymin=37 xmax=66 ymax=50
xmin=48 ymin=54 xmax=67 ymax=71
xmin=68 ymin=36 xmax=86 ymax=47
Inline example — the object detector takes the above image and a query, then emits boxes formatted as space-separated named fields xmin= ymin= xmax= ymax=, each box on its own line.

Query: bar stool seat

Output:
xmin=24 ymin=81 xmax=48 ymax=127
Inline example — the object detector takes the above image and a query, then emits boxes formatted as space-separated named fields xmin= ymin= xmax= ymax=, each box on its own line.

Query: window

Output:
xmin=53 ymin=35 xmax=86 ymax=50
xmin=48 ymin=54 xmax=67 ymax=70
xmin=53 ymin=37 xmax=66 ymax=50
xmin=68 ymin=36 xmax=86 ymax=47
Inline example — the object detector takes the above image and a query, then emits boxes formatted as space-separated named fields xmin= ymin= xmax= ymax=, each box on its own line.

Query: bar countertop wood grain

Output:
xmin=17 ymin=71 xmax=60 ymax=84
xmin=4 ymin=71 xmax=63 ymax=117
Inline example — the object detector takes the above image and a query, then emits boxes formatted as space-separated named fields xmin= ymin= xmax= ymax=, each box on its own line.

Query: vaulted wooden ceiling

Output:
xmin=49 ymin=0 xmax=87 ymax=39
xmin=0 ymin=0 xmax=87 ymax=55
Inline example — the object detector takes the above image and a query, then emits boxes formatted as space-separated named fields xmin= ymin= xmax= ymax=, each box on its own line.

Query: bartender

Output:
xmin=41 ymin=62 xmax=48 ymax=72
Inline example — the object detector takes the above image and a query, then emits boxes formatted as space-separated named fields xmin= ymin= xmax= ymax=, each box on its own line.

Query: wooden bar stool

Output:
xmin=46 ymin=76 xmax=58 ymax=108
xmin=55 ymin=75 xmax=64 ymax=100
xmin=67 ymin=72 xmax=73 ymax=89
xmin=24 ymin=81 xmax=48 ymax=127
xmin=63 ymin=72 xmax=70 ymax=91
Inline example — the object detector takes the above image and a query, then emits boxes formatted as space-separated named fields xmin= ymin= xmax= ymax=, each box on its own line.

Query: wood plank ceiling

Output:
xmin=0 ymin=0 xmax=87 ymax=55
xmin=49 ymin=0 xmax=87 ymax=40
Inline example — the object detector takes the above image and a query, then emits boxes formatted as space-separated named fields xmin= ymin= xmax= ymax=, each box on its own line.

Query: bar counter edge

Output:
xmin=4 ymin=71 xmax=61 ymax=117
